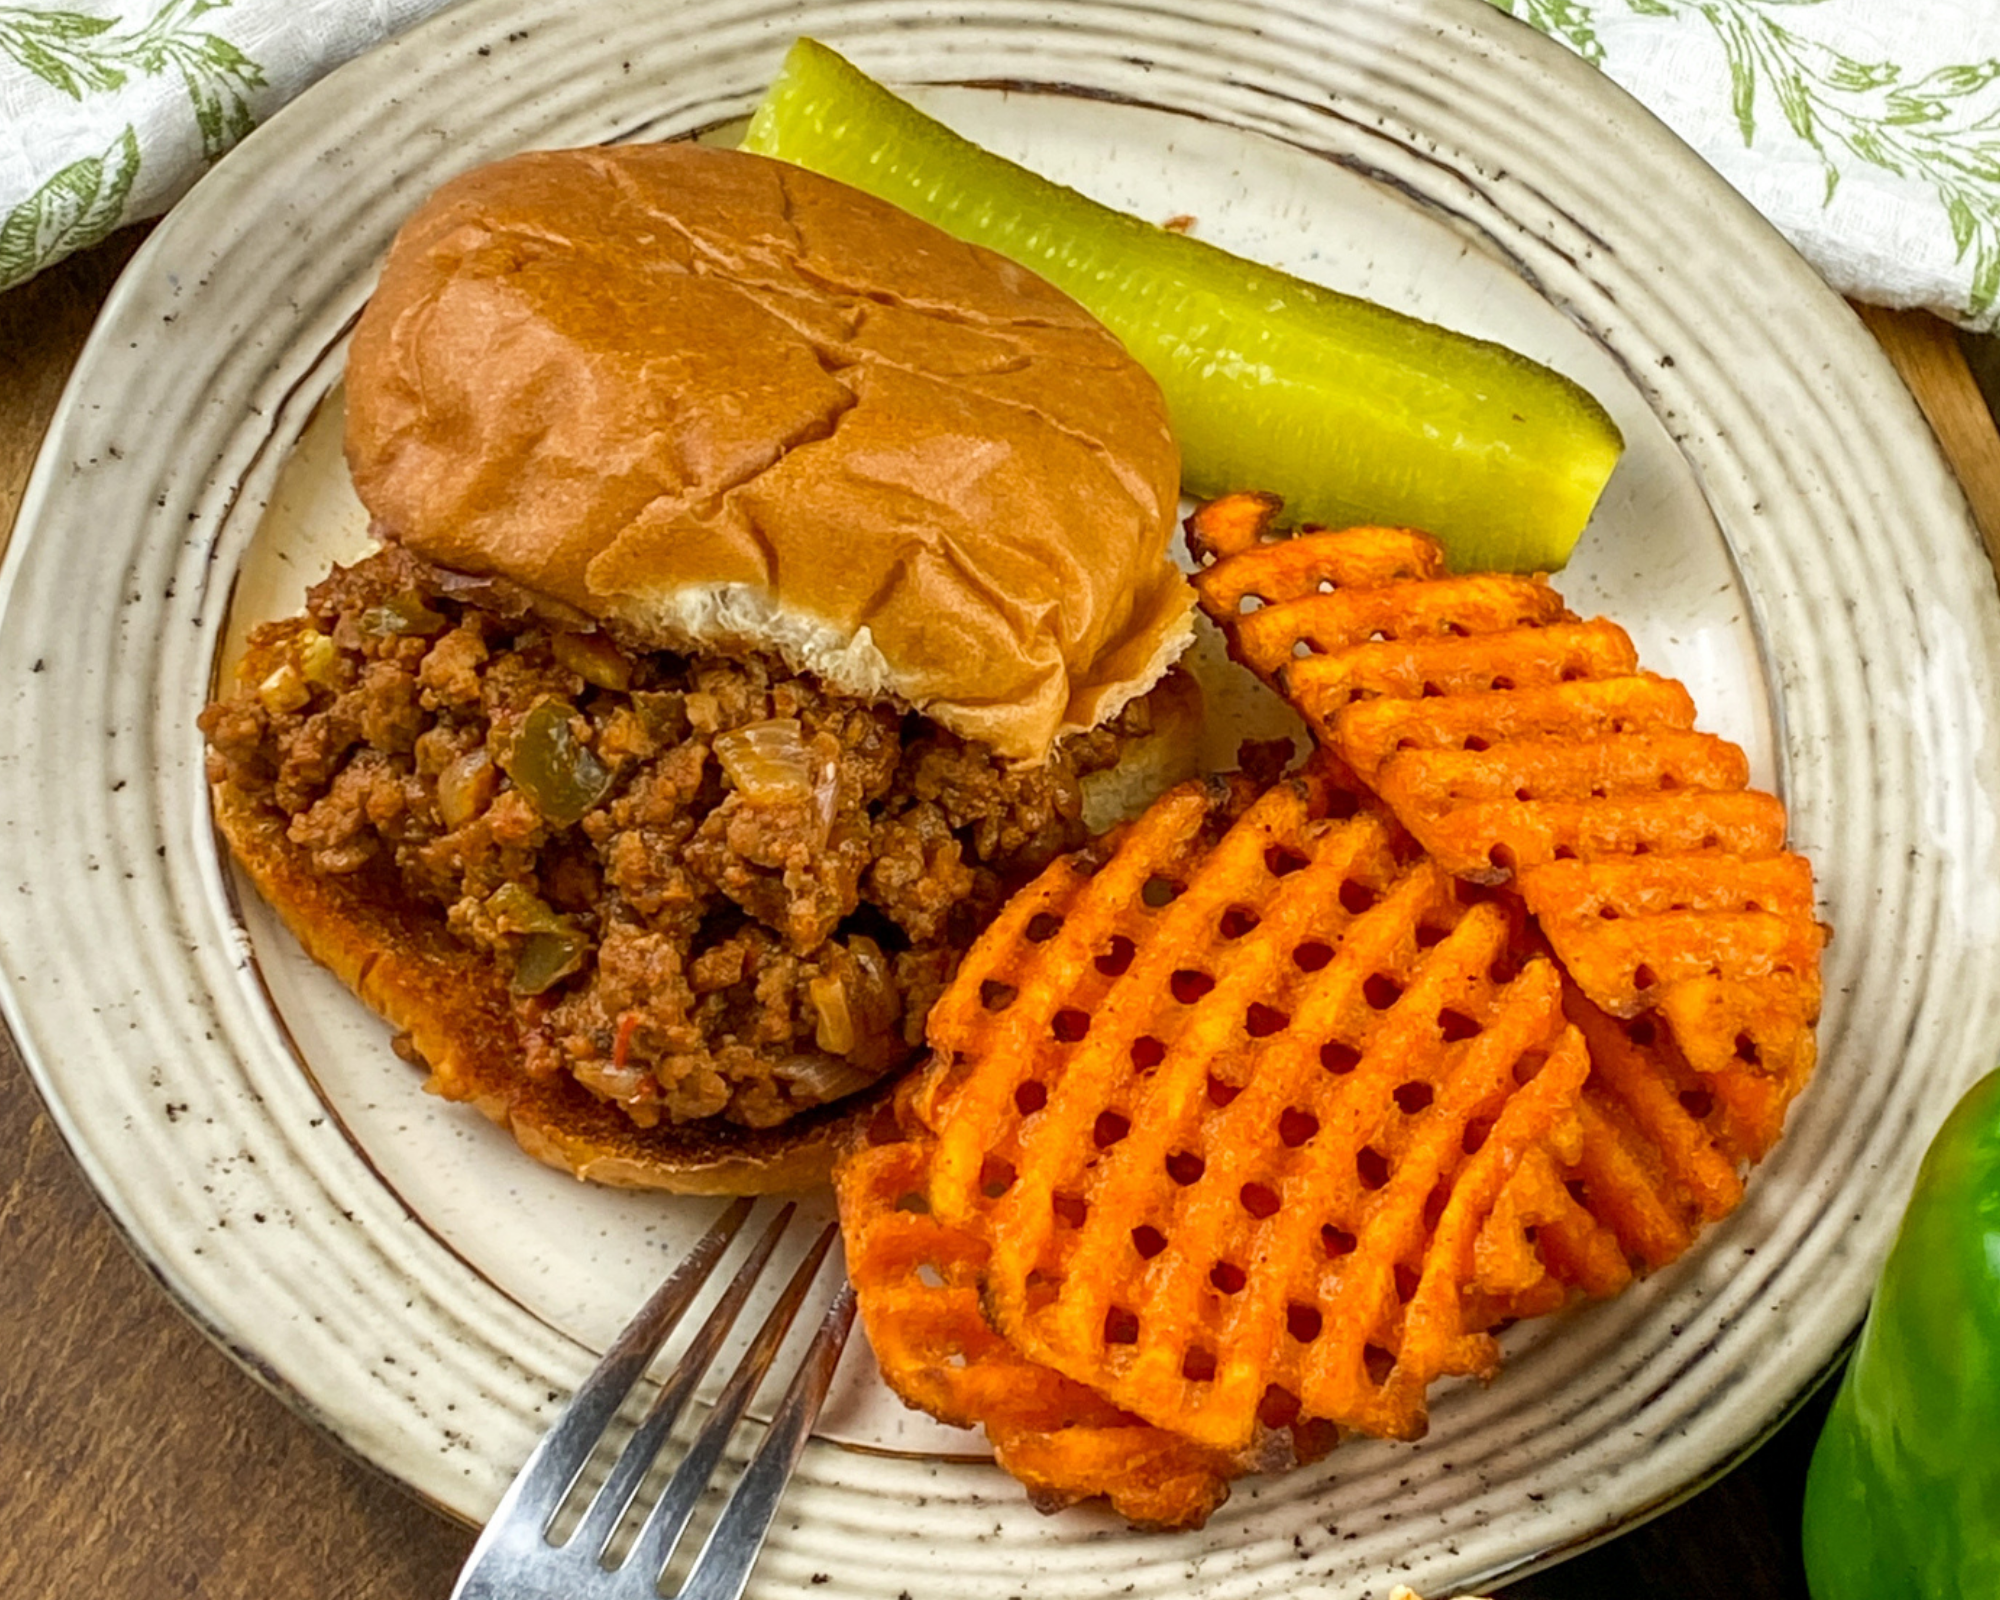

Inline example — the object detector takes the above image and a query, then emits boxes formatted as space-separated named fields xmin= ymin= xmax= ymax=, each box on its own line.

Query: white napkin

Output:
xmin=0 ymin=0 xmax=455 ymax=289
xmin=3 ymin=0 xmax=1999 ymax=330
xmin=1496 ymin=0 xmax=2000 ymax=330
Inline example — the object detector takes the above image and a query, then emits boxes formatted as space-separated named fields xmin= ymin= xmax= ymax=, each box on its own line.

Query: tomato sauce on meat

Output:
xmin=201 ymin=547 xmax=1137 ymax=1130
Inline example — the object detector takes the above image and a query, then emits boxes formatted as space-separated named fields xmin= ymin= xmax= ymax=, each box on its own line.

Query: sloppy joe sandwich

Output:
xmin=202 ymin=142 xmax=1200 ymax=1194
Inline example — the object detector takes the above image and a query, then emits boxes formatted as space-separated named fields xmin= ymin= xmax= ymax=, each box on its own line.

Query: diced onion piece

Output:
xmin=809 ymin=973 xmax=856 ymax=1055
xmin=296 ymin=629 xmax=340 ymax=688
xmin=714 ymin=718 xmax=814 ymax=805
xmin=850 ymin=935 xmax=891 ymax=997
xmin=812 ymin=751 xmax=839 ymax=837
xmin=571 ymin=1054 xmax=657 ymax=1113
xmin=507 ymin=700 xmax=613 ymax=826
xmin=256 ymin=662 xmax=308 ymax=714
xmin=685 ymin=691 xmax=721 ymax=735
xmin=436 ymin=747 xmax=497 ymax=829
xmin=360 ymin=589 xmax=448 ymax=637
xmin=552 ymin=631 xmax=634 ymax=692
xmin=773 ymin=1052 xmax=877 ymax=1105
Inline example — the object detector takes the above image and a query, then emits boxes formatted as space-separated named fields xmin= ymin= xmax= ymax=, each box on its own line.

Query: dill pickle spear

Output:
xmin=743 ymin=39 xmax=1624 ymax=572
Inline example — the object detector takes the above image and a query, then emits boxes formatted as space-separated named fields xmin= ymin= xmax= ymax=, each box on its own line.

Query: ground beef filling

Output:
xmin=201 ymin=548 xmax=1133 ymax=1130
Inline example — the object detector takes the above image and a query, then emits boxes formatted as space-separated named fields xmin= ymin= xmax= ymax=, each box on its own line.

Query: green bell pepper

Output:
xmin=1802 ymin=1066 xmax=2000 ymax=1599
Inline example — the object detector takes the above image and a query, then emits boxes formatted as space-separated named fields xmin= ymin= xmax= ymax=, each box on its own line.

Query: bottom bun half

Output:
xmin=214 ymin=785 xmax=882 ymax=1195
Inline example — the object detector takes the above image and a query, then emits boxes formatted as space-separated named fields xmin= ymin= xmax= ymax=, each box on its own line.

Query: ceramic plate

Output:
xmin=5 ymin=1 xmax=1999 ymax=1595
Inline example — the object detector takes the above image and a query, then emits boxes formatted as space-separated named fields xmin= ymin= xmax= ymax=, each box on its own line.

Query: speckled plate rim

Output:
xmin=5 ymin=1 xmax=2000 ymax=1596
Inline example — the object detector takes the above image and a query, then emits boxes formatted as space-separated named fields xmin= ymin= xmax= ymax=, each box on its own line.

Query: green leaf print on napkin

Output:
xmin=0 ymin=7 xmax=126 ymax=97
xmin=0 ymin=0 xmax=265 ymax=160
xmin=114 ymin=0 xmax=263 ymax=159
xmin=1495 ymin=0 xmax=1606 ymax=64
xmin=1491 ymin=0 xmax=2000 ymax=316
xmin=0 ymin=125 xmax=140 ymax=290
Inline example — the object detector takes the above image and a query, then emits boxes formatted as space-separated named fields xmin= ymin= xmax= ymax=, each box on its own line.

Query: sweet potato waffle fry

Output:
xmin=1286 ymin=619 xmax=1641 ymax=712
xmin=825 ymin=493 xmax=1833 ymax=1529
xmin=1336 ymin=678 xmax=1699 ymax=786
xmin=833 ymin=1085 xmax=1239 ymax=1528
xmin=1187 ymin=491 xmax=1827 ymax=1273
xmin=909 ymin=766 xmax=1594 ymax=1450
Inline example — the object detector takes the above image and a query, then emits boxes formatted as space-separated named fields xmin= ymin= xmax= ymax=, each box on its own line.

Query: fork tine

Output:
xmin=678 ymin=1277 xmax=858 ymax=1600
xmin=616 ymin=1221 xmax=844 ymax=1596
xmin=451 ymin=1196 xmax=754 ymax=1600
xmin=569 ymin=1202 xmax=799 ymax=1558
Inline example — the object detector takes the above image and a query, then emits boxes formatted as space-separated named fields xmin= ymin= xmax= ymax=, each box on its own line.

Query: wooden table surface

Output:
xmin=5 ymin=225 xmax=1998 ymax=1600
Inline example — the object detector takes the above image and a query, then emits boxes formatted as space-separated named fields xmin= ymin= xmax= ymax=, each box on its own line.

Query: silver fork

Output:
xmin=453 ymin=1198 xmax=857 ymax=1600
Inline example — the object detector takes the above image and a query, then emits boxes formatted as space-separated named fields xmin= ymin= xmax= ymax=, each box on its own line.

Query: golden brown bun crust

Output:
xmin=214 ymin=785 xmax=873 ymax=1194
xmin=344 ymin=143 xmax=1194 ymax=764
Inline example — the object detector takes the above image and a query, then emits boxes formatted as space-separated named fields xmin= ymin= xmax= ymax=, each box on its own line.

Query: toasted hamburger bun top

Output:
xmin=344 ymin=142 xmax=1194 ymax=764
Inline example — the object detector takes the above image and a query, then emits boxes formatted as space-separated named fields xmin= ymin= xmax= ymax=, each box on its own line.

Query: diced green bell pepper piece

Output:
xmin=506 ymin=700 xmax=613 ymax=827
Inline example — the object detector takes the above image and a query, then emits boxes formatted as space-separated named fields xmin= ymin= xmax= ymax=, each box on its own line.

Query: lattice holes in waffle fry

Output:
xmin=1335 ymin=677 xmax=1700 ymax=788
xmin=1187 ymin=489 xmax=1444 ymax=594
xmin=833 ymin=1087 xmax=1238 ymax=1529
xmin=915 ymin=765 xmax=1594 ymax=1450
xmin=1285 ymin=620 xmax=1641 ymax=716
xmin=827 ymin=488 xmax=1834 ymax=1530
xmin=1186 ymin=490 xmax=1827 ymax=1276
xmin=1524 ymin=855 xmax=1822 ymax=1018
